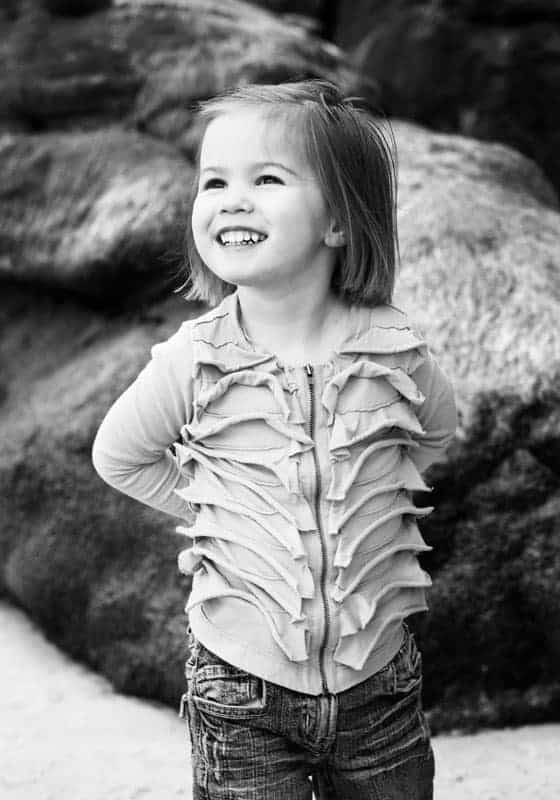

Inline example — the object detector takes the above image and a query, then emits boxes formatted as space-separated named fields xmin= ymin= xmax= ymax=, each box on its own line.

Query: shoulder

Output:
xmin=369 ymin=303 xmax=424 ymax=337
xmin=147 ymin=318 xmax=201 ymax=394
xmin=189 ymin=294 xmax=241 ymax=348
xmin=343 ymin=302 xmax=426 ymax=357
xmin=148 ymin=295 xmax=246 ymax=384
xmin=151 ymin=320 xmax=193 ymax=361
xmin=149 ymin=295 xmax=234 ymax=358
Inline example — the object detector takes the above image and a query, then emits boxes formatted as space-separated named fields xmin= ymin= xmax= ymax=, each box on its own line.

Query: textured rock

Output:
xmin=43 ymin=0 xmax=112 ymax=15
xmin=1 ymin=0 xmax=372 ymax=138
xmin=127 ymin=0 xmax=371 ymax=157
xmin=393 ymin=121 xmax=558 ymax=407
xmin=334 ymin=0 xmax=560 ymax=48
xmin=439 ymin=0 xmax=560 ymax=23
xmin=0 ymin=286 xmax=203 ymax=703
xmin=2 ymin=121 xmax=560 ymax=730
xmin=333 ymin=0 xmax=560 ymax=195
xmin=0 ymin=130 xmax=193 ymax=306
xmin=1 ymin=3 xmax=140 ymax=130
xmin=349 ymin=6 xmax=469 ymax=125
xmin=244 ymin=0 xmax=325 ymax=19
xmin=391 ymin=121 xmax=560 ymax=729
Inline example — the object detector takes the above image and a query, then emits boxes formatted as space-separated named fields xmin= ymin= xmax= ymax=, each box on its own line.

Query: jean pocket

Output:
xmin=190 ymin=648 xmax=267 ymax=719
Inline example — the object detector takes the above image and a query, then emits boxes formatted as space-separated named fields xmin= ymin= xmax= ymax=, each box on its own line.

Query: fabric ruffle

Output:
xmin=334 ymin=589 xmax=429 ymax=670
xmin=178 ymin=296 xmax=437 ymax=670
xmin=178 ymin=535 xmax=311 ymax=621
xmin=177 ymin=517 xmax=313 ymax=595
xmin=185 ymin=560 xmax=310 ymax=662
xmin=321 ymin=307 xmax=435 ymax=670
xmin=174 ymin=441 xmax=316 ymax=538
xmin=332 ymin=504 xmax=433 ymax=570
xmin=175 ymin=299 xmax=319 ymax=661
xmin=338 ymin=304 xmax=427 ymax=361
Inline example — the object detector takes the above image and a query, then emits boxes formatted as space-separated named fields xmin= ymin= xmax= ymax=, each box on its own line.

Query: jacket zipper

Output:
xmin=305 ymin=363 xmax=330 ymax=695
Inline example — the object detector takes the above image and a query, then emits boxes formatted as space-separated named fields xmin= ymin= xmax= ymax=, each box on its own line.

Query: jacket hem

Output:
xmin=188 ymin=604 xmax=405 ymax=695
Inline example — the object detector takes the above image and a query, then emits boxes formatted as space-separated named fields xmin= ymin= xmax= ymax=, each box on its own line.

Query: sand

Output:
xmin=1 ymin=600 xmax=558 ymax=800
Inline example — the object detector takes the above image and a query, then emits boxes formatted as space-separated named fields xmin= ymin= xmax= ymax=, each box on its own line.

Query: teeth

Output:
xmin=218 ymin=230 xmax=267 ymax=246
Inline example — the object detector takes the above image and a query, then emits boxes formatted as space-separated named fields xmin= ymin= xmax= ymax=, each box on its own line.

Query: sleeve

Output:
xmin=91 ymin=323 xmax=194 ymax=520
xmin=408 ymin=350 xmax=457 ymax=474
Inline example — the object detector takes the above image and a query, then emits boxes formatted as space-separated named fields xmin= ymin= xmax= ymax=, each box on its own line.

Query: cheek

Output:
xmin=280 ymin=191 xmax=328 ymax=234
xmin=191 ymin=199 xmax=212 ymax=245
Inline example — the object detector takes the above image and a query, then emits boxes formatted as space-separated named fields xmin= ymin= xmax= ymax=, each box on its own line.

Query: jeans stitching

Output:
xmin=186 ymin=625 xmax=432 ymax=799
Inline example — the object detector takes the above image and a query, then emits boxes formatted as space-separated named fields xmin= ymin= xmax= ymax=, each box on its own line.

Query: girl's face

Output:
xmin=191 ymin=109 xmax=341 ymax=294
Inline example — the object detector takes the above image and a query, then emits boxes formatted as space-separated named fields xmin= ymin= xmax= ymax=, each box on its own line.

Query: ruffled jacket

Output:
xmin=92 ymin=292 xmax=456 ymax=695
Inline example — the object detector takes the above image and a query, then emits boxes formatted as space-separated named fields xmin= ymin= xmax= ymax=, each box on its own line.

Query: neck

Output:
xmin=236 ymin=283 xmax=345 ymax=362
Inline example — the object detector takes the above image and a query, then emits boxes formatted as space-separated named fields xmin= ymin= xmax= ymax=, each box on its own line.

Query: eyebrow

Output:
xmin=200 ymin=161 xmax=299 ymax=176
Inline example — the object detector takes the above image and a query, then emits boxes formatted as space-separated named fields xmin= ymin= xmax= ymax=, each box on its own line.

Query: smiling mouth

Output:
xmin=217 ymin=229 xmax=268 ymax=247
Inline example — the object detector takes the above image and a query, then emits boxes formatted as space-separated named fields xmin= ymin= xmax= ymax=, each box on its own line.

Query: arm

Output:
xmin=91 ymin=324 xmax=194 ymax=520
xmin=409 ymin=350 xmax=457 ymax=474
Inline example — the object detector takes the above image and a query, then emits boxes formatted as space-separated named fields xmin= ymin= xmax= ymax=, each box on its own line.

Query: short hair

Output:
xmin=179 ymin=79 xmax=399 ymax=307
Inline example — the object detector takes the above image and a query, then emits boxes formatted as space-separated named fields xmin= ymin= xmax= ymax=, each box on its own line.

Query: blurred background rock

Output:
xmin=1 ymin=0 xmax=559 ymax=733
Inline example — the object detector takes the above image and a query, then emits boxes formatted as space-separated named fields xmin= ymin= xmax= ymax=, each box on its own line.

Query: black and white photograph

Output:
xmin=1 ymin=1 xmax=559 ymax=798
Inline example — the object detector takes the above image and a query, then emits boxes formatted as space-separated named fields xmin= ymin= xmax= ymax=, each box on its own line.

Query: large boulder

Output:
xmin=332 ymin=0 xmax=560 ymax=196
xmin=0 ymin=130 xmax=193 ymax=306
xmin=242 ymin=0 xmax=325 ymax=20
xmin=42 ymin=0 xmax=112 ymax=15
xmin=2 ymin=118 xmax=560 ymax=730
xmin=1 ymin=0 xmax=372 ymax=139
xmin=0 ymin=285 xmax=203 ymax=704
xmin=392 ymin=121 xmax=560 ymax=730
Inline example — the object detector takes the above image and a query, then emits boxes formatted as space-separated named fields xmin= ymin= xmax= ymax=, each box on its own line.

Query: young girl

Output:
xmin=92 ymin=80 xmax=456 ymax=800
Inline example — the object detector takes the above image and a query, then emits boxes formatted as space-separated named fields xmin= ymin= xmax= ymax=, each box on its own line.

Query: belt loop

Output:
xmin=179 ymin=622 xmax=200 ymax=719
xmin=186 ymin=621 xmax=201 ymax=669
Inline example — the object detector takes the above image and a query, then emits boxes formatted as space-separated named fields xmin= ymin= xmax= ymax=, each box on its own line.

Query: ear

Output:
xmin=324 ymin=220 xmax=346 ymax=248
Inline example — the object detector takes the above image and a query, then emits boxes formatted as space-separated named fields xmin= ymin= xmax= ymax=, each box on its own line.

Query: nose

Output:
xmin=220 ymin=183 xmax=253 ymax=213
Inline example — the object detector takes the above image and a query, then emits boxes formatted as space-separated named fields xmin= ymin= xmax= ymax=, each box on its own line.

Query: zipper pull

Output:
xmin=305 ymin=363 xmax=314 ymax=379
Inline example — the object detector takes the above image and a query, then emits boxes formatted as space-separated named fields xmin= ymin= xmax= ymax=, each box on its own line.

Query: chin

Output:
xmin=210 ymin=263 xmax=274 ymax=289
xmin=207 ymin=265 xmax=249 ymax=285
xmin=224 ymin=274 xmax=270 ymax=290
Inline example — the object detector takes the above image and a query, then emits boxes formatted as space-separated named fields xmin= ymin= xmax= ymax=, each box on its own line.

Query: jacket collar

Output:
xmin=216 ymin=290 xmax=426 ymax=364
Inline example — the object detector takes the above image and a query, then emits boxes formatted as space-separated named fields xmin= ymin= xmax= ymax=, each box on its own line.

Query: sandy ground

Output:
xmin=1 ymin=600 xmax=559 ymax=800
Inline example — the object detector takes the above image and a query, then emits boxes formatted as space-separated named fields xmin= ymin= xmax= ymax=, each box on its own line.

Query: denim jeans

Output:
xmin=179 ymin=624 xmax=434 ymax=800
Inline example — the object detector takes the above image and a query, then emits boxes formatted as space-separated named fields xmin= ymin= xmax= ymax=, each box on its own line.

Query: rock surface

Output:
xmin=0 ymin=286 xmax=204 ymax=706
xmin=1 ymin=0 xmax=371 ymax=138
xmin=4 ymin=1 xmax=560 ymax=201
xmin=0 ymin=130 xmax=192 ymax=305
xmin=243 ymin=0 xmax=326 ymax=21
xmin=391 ymin=121 xmax=560 ymax=728
xmin=332 ymin=0 xmax=560 ymax=195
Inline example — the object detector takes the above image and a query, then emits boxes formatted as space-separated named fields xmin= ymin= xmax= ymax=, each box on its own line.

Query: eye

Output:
xmin=201 ymin=178 xmax=225 ymax=190
xmin=256 ymin=174 xmax=283 ymax=185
